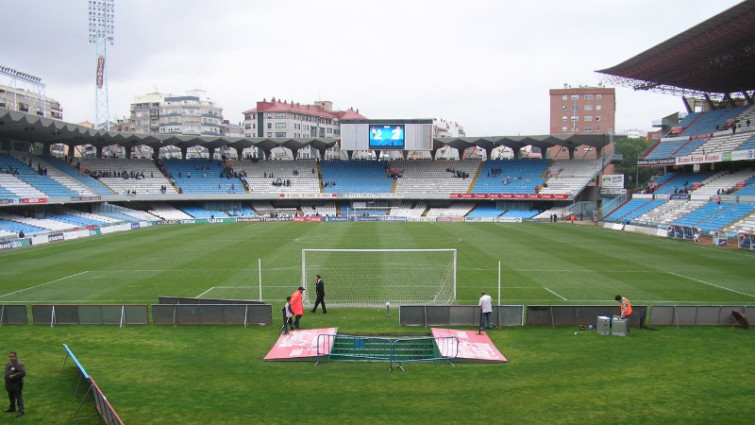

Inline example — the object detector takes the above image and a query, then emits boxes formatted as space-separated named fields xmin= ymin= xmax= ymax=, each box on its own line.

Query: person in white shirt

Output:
xmin=478 ymin=291 xmax=493 ymax=330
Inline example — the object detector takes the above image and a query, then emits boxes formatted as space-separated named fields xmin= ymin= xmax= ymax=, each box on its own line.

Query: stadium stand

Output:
xmin=604 ymin=198 xmax=668 ymax=223
xmin=229 ymin=159 xmax=320 ymax=195
xmin=41 ymin=155 xmax=113 ymax=196
xmin=501 ymin=209 xmax=539 ymax=219
xmin=632 ymin=199 xmax=708 ymax=227
xmin=539 ymin=159 xmax=603 ymax=196
xmin=320 ymin=160 xmax=394 ymax=194
xmin=425 ymin=202 xmax=475 ymax=218
xmin=673 ymin=202 xmax=755 ymax=233
xmin=472 ymin=159 xmax=549 ymax=194
xmin=161 ymin=159 xmax=245 ymax=195
xmin=0 ymin=210 xmax=73 ymax=232
xmin=0 ymin=153 xmax=83 ymax=198
xmin=466 ymin=204 xmax=502 ymax=218
xmin=390 ymin=201 xmax=427 ymax=218
xmin=148 ymin=204 xmax=194 ymax=220
xmin=390 ymin=160 xmax=479 ymax=195
xmin=651 ymin=171 xmax=715 ymax=195
xmin=78 ymin=158 xmax=175 ymax=195
xmin=676 ymin=106 xmax=748 ymax=137
xmin=733 ymin=177 xmax=755 ymax=197
xmin=691 ymin=170 xmax=755 ymax=197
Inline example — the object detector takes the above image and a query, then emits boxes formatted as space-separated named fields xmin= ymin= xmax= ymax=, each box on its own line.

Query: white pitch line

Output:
xmin=196 ymin=287 xmax=215 ymax=298
xmin=667 ymin=271 xmax=755 ymax=298
xmin=544 ymin=287 xmax=568 ymax=301
xmin=0 ymin=271 xmax=89 ymax=298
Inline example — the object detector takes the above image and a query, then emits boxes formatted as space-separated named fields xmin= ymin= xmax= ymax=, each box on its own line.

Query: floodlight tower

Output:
xmin=0 ymin=65 xmax=47 ymax=116
xmin=87 ymin=0 xmax=115 ymax=130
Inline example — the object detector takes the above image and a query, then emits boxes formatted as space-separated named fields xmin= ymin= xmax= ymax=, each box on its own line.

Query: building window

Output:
xmin=275 ymin=132 xmax=286 ymax=137
xmin=584 ymin=105 xmax=593 ymax=111
xmin=562 ymin=105 xmax=567 ymax=111
xmin=266 ymin=132 xmax=272 ymax=137
xmin=596 ymin=126 xmax=601 ymax=131
xmin=596 ymin=94 xmax=602 ymax=100
xmin=562 ymin=116 xmax=568 ymax=121
xmin=584 ymin=126 xmax=593 ymax=132
xmin=275 ymin=122 xmax=286 ymax=128
xmin=561 ymin=126 xmax=568 ymax=132
xmin=266 ymin=113 xmax=272 ymax=118
xmin=584 ymin=116 xmax=592 ymax=121
xmin=275 ymin=112 xmax=286 ymax=118
xmin=571 ymin=116 xmax=579 ymax=121
xmin=570 ymin=95 xmax=579 ymax=100
xmin=584 ymin=94 xmax=593 ymax=100
xmin=595 ymin=116 xmax=601 ymax=121
xmin=562 ymin=95 xmax=567 ymax=100
xmin=596 ymin=105 xmax=602 ymax=111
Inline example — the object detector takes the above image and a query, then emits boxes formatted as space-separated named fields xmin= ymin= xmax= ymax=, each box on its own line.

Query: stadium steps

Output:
xmin=317 ymin=162 xmax=323 ymax=193
xmin=327 ymin=336 xmax=437 ymax=362
xmin=467 ymin=162 xmax=484 ymax=194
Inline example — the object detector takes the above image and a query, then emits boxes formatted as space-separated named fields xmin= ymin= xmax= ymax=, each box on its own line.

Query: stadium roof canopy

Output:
xmin=597 ymin=1 xmax=755 ymax=98
xmin=0 ymin=108 xmax=612 ymax=156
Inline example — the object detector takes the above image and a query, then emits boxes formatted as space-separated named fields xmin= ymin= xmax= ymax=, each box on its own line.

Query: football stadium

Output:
xmin=1 ymin=2 xmax=754 ymax=425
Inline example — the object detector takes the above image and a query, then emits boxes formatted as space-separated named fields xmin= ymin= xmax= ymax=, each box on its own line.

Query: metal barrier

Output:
xmin=0 ymin=305 xmax=29 ymax=325
xmin=390 ymin=336 xmax=458 ymax=371
xmin=399 ymin=305 xmax=524 ymax=327
xmin=32 ymin=304 xmax=149 ymax=326
xmin=61 ymin=344 xmax=124 ymax=425
xmin=151 ymin=303 xmax=272 ymax=325
xmin=316 ymin=334 xmax=459 ymax=371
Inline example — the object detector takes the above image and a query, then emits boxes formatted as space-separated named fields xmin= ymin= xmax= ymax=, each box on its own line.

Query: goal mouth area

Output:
xmin=301 ymin=248 xmax=457 ymax=308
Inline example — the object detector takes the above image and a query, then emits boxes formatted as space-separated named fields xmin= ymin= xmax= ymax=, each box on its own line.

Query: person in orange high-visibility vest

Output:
xmin=615 ymin=295 xmax=632 ymax=318
xmin=290 ymin=287 xmax=305 ymax=329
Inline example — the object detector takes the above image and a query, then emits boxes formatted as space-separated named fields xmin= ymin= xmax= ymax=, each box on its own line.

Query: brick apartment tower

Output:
xmin=548 ymin=84 xmax=615 ymax=160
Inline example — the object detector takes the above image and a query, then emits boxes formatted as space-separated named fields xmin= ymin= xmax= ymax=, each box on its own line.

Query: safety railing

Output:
xmin=316 ymin=334 xmax=459 ymax=371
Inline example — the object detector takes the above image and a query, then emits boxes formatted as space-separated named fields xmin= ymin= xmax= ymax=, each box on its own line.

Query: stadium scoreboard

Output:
xmin=340 ymin=119 xmax=433 ymax=151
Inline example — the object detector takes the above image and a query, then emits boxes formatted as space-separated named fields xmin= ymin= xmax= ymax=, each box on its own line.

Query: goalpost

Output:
xmin=301 ymin=249 xmax=456 ymax=308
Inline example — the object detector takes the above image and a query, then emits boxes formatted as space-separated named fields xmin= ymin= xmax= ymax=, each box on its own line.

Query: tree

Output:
xmin=613 ymin=137 xmax=654 ymax=190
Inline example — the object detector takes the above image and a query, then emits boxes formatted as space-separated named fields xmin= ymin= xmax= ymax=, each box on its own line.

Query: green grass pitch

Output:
xmin=0 ymin=222 xmax=753 ymax=424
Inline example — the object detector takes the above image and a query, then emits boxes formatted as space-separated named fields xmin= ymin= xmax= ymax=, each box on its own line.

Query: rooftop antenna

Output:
xmin=88 ymin=0 xmax=115 ymax=130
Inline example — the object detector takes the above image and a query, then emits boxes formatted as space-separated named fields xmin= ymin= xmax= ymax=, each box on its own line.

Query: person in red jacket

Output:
xmin=615 ymin=295 xmax=632 ymax=319
xmin=290 ymin=287 xmax=306 ymax=329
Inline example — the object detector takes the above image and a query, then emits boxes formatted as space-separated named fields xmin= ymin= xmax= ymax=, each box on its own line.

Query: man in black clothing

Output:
xmin=5 ymin=351 xmax=25 ymax=417
xmin=311 ymin=274 xmax=327 ymax=313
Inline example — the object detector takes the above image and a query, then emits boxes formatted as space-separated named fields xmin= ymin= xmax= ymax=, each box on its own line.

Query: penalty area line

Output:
xmin=667 ymin=271 xmax=755 ymax=298
xmin=196 ymin=287 xmax=215 ymax=298
xmin=544 ymin=287 xmax=567 ymax=301
xmin=0 ymin=271 xmax=89 ymax=298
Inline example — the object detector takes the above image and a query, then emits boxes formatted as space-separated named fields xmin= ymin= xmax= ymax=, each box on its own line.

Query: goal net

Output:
xmin=301 ymin=249 xmax=456 ymax=308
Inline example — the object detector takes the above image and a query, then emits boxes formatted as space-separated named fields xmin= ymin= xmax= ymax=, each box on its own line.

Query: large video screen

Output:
xmin=369 ymin=125 xmax=405 ymax=149
xmin=340 ymin=119 xmax=432 ymax=151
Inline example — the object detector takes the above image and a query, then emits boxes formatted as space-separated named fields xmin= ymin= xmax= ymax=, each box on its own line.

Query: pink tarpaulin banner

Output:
xmin=264 ymin=328 xmax=337 ymax=361
xmin=431 ymin=328 xmax=507 ymax=362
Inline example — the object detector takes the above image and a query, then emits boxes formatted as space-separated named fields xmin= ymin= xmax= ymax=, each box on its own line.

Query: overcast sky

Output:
xmin=1 ymin=0 xmax=743 ymax=136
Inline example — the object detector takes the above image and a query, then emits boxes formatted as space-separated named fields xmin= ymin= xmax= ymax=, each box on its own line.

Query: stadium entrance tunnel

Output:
xmin=263 ymin=328 xmax=507 ymax=368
